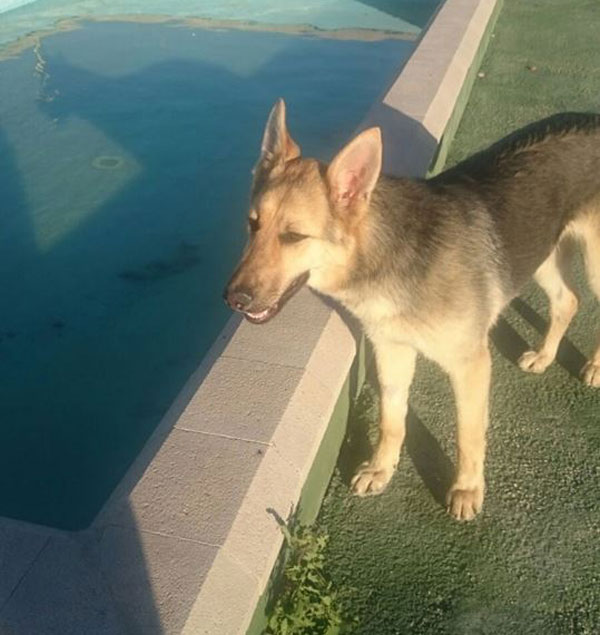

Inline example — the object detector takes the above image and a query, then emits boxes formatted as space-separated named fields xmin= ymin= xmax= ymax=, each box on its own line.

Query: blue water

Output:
xmin=0 ymin=21 xmax=413 ymax=529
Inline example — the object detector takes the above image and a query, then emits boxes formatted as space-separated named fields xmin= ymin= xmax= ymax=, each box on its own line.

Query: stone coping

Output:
xmin=0 ymin=1 xmax=499 ymax=633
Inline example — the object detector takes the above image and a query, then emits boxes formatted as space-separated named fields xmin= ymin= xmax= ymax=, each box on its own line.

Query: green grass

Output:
xmin=317 ymin=1 xmax=600 ymax=633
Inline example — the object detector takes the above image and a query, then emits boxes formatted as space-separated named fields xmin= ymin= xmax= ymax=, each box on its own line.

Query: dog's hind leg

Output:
xmin=446 ymin=343 xmax=491 ymax=521
xmin=351 ymin=341 xmax=416 ymax=496
xmin=582 ymin=332 xmax=600 ymax=386
xmin=518 ymin=246 xmax=579 ymax=374
xmin=579 ymin=211 xmax=600 ymax=386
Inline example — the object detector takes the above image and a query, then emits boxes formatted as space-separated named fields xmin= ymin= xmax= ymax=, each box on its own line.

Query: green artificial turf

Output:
xmin=318 ymin=1 xmax=600 ymax=633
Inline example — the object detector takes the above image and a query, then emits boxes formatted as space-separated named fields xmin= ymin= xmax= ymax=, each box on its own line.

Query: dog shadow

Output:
xmin=404 ymin=409 xmax=454 ymax=507
xmin=338 ymin=378 xmax=454 ymax=510
xmin=491 ymin=298 xmax=587 ymax=378
xmin=336 ymin=384 xmax=376 ymax=485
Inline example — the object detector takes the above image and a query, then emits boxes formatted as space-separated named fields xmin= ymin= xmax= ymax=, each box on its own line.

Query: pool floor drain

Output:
xmin=92 ymin=155 xmax=124 ymax=170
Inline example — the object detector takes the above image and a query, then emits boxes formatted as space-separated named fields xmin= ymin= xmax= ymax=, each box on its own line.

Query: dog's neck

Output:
xmin=348 ymin=176 xmax=434 ymax=282
xmin=308 ymin=175 xmax=437 ymax=321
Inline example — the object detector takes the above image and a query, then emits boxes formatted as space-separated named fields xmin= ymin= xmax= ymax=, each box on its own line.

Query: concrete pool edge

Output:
xmin=0 ymin=0 xmax=501 ymax=632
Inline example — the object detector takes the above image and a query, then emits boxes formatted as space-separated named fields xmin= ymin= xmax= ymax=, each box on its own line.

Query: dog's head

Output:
xmin=224 ymin=99 xmax=382 ymax=324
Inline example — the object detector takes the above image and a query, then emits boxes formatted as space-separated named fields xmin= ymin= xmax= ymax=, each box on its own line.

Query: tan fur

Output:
xmin=571 ymin=201 xmax=600 ymax=386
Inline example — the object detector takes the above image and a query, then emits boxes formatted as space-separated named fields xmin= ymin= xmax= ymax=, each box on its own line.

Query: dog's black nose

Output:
xmin=224 ymin=287 xmax=253 ymax=312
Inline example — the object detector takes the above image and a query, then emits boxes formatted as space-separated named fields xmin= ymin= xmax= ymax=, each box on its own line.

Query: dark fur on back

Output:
xmin=432 ymin=113 xmax=600 ymax=292
xmin=363 ymin=113 xmax=600 ymax=307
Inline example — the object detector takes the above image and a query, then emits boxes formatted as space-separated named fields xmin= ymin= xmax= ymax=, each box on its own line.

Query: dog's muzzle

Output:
xmin=223 ymin=271 xmax=309 ymax=324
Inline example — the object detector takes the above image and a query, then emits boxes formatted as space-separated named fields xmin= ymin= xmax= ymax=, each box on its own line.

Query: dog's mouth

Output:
xmin=243 ymin=272 xmax=310 ymax=324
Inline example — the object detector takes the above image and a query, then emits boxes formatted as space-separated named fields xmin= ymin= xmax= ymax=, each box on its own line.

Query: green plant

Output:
xmin=266 ymin=522 xmax=357 ymax=635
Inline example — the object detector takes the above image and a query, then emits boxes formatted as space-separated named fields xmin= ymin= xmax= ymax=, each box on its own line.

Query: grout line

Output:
xmin=134 ymin=528 xmax=223 ymax=549
xmin=219 ymin=353 xmax=307 ymax=372
xmin=173 ymin=427 xmax=274 ymax=446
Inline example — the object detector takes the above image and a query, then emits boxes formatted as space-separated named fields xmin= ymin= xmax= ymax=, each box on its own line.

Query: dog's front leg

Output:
xmin=351 ymin=341 xmax=416 ymax=496
xmin=445 ymin=345 xmax=491 ymax=521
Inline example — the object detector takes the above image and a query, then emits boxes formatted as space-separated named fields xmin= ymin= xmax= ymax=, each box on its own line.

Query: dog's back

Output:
xmin=433 ymin=112 xmax=600 ymax=294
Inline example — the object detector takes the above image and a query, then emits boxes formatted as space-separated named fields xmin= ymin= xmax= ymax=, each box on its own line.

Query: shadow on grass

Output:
xmin=335 ymin=375 xmax=378 ymax=487
xmin=336 ymin=370 xmax=454 ymax=511
xmin=491 ymin=298 xmax=587 ymax=379
xmin=490 ymin=315 xmax=530 ymax=365
xmin=405 ymin=409 xmax=454 ymax=508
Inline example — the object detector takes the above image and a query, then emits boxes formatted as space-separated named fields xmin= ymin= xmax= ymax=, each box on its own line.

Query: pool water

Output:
xmin=0 ymin=20 xmax=414 ymax=529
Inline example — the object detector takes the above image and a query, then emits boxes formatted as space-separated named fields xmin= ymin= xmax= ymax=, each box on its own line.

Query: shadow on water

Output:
xmin=0 ymin=66 xmax=193 ymax=635
xmin=357 ymin=0 xmax=442 ymax=29
xmin=0 ymin=55 xmax=249 ymax=531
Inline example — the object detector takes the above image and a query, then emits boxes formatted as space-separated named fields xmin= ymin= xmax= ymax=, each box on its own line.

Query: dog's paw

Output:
xmin=582 ymin=360 xmax=600 ymax=387
xmin=350 ymin=462 xmax=394 ymax=496
xmin=446 ymin=486 xmax=484 ymax=521
xmin=518 ymin=350 xmax=553 ymax=374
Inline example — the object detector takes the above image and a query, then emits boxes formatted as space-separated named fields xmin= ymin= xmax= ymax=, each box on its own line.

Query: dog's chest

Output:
xmin=336 ymin=290 xmax=467 ymax=365
xmin=336 ymin=291 xmax=422 ymax=344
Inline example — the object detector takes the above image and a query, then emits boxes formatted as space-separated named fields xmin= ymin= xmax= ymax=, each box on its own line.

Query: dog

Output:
xmin=224 ymin=99 xmax=600 ymax=520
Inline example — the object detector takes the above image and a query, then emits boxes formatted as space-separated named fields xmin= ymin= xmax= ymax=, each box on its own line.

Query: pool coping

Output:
xmin=0 ymin=1 xmax=500 ymax=633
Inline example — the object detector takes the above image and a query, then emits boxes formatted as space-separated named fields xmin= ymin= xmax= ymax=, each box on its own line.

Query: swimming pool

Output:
xmin=0 ymin=13 xmax=421 ymax=529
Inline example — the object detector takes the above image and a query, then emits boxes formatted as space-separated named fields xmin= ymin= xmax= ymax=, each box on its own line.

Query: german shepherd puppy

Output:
xmin=224 ymin=100 xmax=600 ymax=520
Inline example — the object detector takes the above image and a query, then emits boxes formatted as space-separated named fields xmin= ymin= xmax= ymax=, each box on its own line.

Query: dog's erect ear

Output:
xmin=260 ymin=98 xmax=301 ymax=164
xmin=327 ymin=127 xmax=382 ymax=209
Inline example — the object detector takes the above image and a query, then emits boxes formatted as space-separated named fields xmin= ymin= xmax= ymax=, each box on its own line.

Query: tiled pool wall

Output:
xmin=0 ymin=1 xmax=502 ymax=633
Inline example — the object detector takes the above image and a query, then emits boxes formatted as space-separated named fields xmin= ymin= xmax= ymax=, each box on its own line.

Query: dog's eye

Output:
xmin=279 ymin=231 xmax=308 ymax=244
xmin=248 ymin=216 xmax=259 ymax=233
